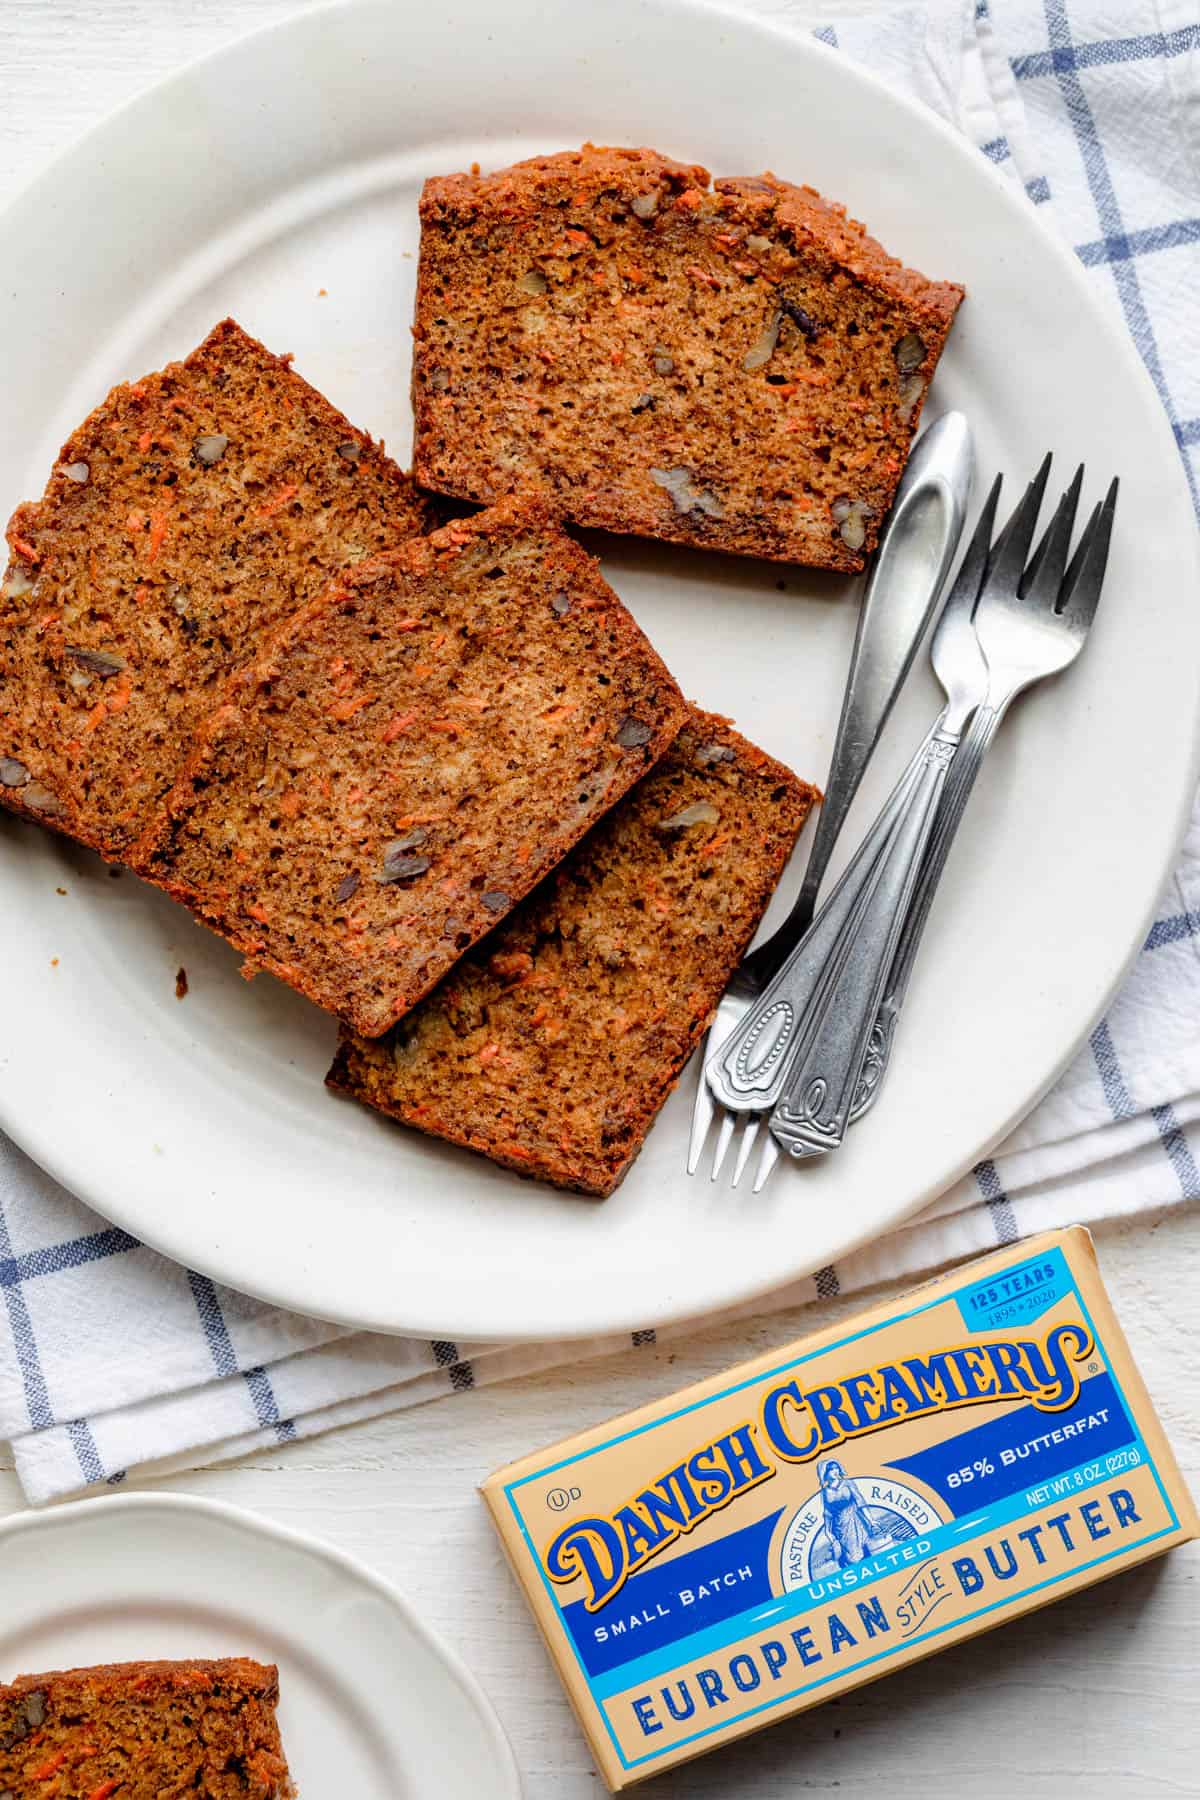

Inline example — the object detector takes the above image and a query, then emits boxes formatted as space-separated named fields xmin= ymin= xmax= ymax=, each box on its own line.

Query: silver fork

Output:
xmin=848 ymin=467 xmax=1118 ymax=1128
xmin=686 ymin=413 xmax=974 ymax=1185
xmin=756 ymin=460 xmax=1118 ymax=1187
xmin=702 ymin=471 xmax=1005 ymax=1178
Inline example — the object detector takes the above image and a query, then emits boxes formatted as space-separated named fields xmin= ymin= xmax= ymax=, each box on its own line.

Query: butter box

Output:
xmin=483 ymin=1227 xmax=1197 ymax=1789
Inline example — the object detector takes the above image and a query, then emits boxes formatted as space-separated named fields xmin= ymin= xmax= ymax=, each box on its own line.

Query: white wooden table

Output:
xmin=1 ymin=4 xmax=1197 ymax=1795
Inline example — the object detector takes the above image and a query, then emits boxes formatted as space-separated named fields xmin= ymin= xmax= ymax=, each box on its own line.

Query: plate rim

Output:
xmin=0 ymin=1488 xmax=524 ymax=1797
xmin=0 ymin=0 xmax=1196 ymax=1341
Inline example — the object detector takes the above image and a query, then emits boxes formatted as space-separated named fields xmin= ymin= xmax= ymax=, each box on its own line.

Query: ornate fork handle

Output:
xmin=768 ymin=725 xmax=962 ymax=1159
xmin=850 ymin=697 xmax=1007 ymax=1122
xmin=706 ymin=721 xmax=940 ymax=1116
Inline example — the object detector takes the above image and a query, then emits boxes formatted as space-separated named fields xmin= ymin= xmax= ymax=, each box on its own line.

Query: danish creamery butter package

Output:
xmin=483 ymin=1227 xmax=1197 ymax=1789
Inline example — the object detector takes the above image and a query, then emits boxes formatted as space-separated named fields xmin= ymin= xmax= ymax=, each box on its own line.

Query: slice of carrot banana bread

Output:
xmin=0 ymin=1658 xmax=293 ymax=1799
xmin=140 ymin=495 xmax=687 ymax=1037
xmin=412 ymin=144 xmax=963 ymax=573
xmin=0 ymin=318 xmax=431 ymax=862
xmin=328 ymin=710 xmax=817 ymax=1194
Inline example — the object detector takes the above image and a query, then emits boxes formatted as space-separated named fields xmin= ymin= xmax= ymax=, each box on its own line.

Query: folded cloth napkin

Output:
xmin=3 ymin=0 xmax=1199 ymax=1506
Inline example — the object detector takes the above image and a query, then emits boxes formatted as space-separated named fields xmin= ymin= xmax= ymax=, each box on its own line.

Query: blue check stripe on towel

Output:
xmin=3 ymin=0 xmax=1200 ymax=1504
xmin=186 ymin=1273 xmax=298 ymax=1441
xmin=1038 ymin=0 xmax=1198 ymax=511
xmin=0 ymin=1129 xmax=489 ymax=1491
xmin=0 ymin=1175 xmax=296 ymax=1481
xmin=1009 ymin=22 xmax=1199 ymax=79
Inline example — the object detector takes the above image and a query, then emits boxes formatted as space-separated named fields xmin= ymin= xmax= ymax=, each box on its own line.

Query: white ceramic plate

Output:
xmin=0 ymin=0 xmax=1196 ymax=1341
xmin=0 ymin=1493 xmax=520 ymax=1797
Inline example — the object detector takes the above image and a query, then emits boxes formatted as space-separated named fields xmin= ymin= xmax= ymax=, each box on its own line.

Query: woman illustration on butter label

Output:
xmin=818 ymin=1458 xmax=898 ymax=1566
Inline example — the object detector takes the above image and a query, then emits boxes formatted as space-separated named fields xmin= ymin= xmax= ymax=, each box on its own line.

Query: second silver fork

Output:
xmin=755 ymin=458 xmax=1117 ymax=1187
xmin=847 ymin=462 xmax=1119 ymax=1127
xmin=688 ymin=413 xmax=975 ymax=1185
xmin=701 ymin=472 xmax=1003 ymax=1171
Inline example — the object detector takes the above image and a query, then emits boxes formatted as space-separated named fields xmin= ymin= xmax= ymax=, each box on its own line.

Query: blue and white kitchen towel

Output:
xmin=3 ymin=0 xmax=1199 ymax=1504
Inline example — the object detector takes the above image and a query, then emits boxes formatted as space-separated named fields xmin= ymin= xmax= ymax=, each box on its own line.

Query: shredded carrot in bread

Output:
xmin=381 ymin=711 xmax=417 ymax=742
xmin=146 ymin=510 xmax=169 ymax=563
xmin=258 ymin=482 xmax=299 ymax=518
xmin=30 ymin=1749 xmax=69 ymax=1779
xmin=328 ymin=692 xmax=376 ymax=722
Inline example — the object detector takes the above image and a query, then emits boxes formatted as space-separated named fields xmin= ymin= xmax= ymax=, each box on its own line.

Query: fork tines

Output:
xmin=991 ymin=458 xmax=1118 ymax=625
xmin=1060 ymin=477 xmax=1119 ymax=625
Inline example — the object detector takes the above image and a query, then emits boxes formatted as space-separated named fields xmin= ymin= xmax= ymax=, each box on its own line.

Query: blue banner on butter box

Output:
xmin=890 ymin=1370 xmax=1132 ymax=1510
xmin=562 ymin=1510 xmax=783 ymax=1678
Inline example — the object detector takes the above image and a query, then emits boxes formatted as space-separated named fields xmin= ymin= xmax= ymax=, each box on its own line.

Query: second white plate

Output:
xmin=0 ymin=1494 xmax=521 ymax=1798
